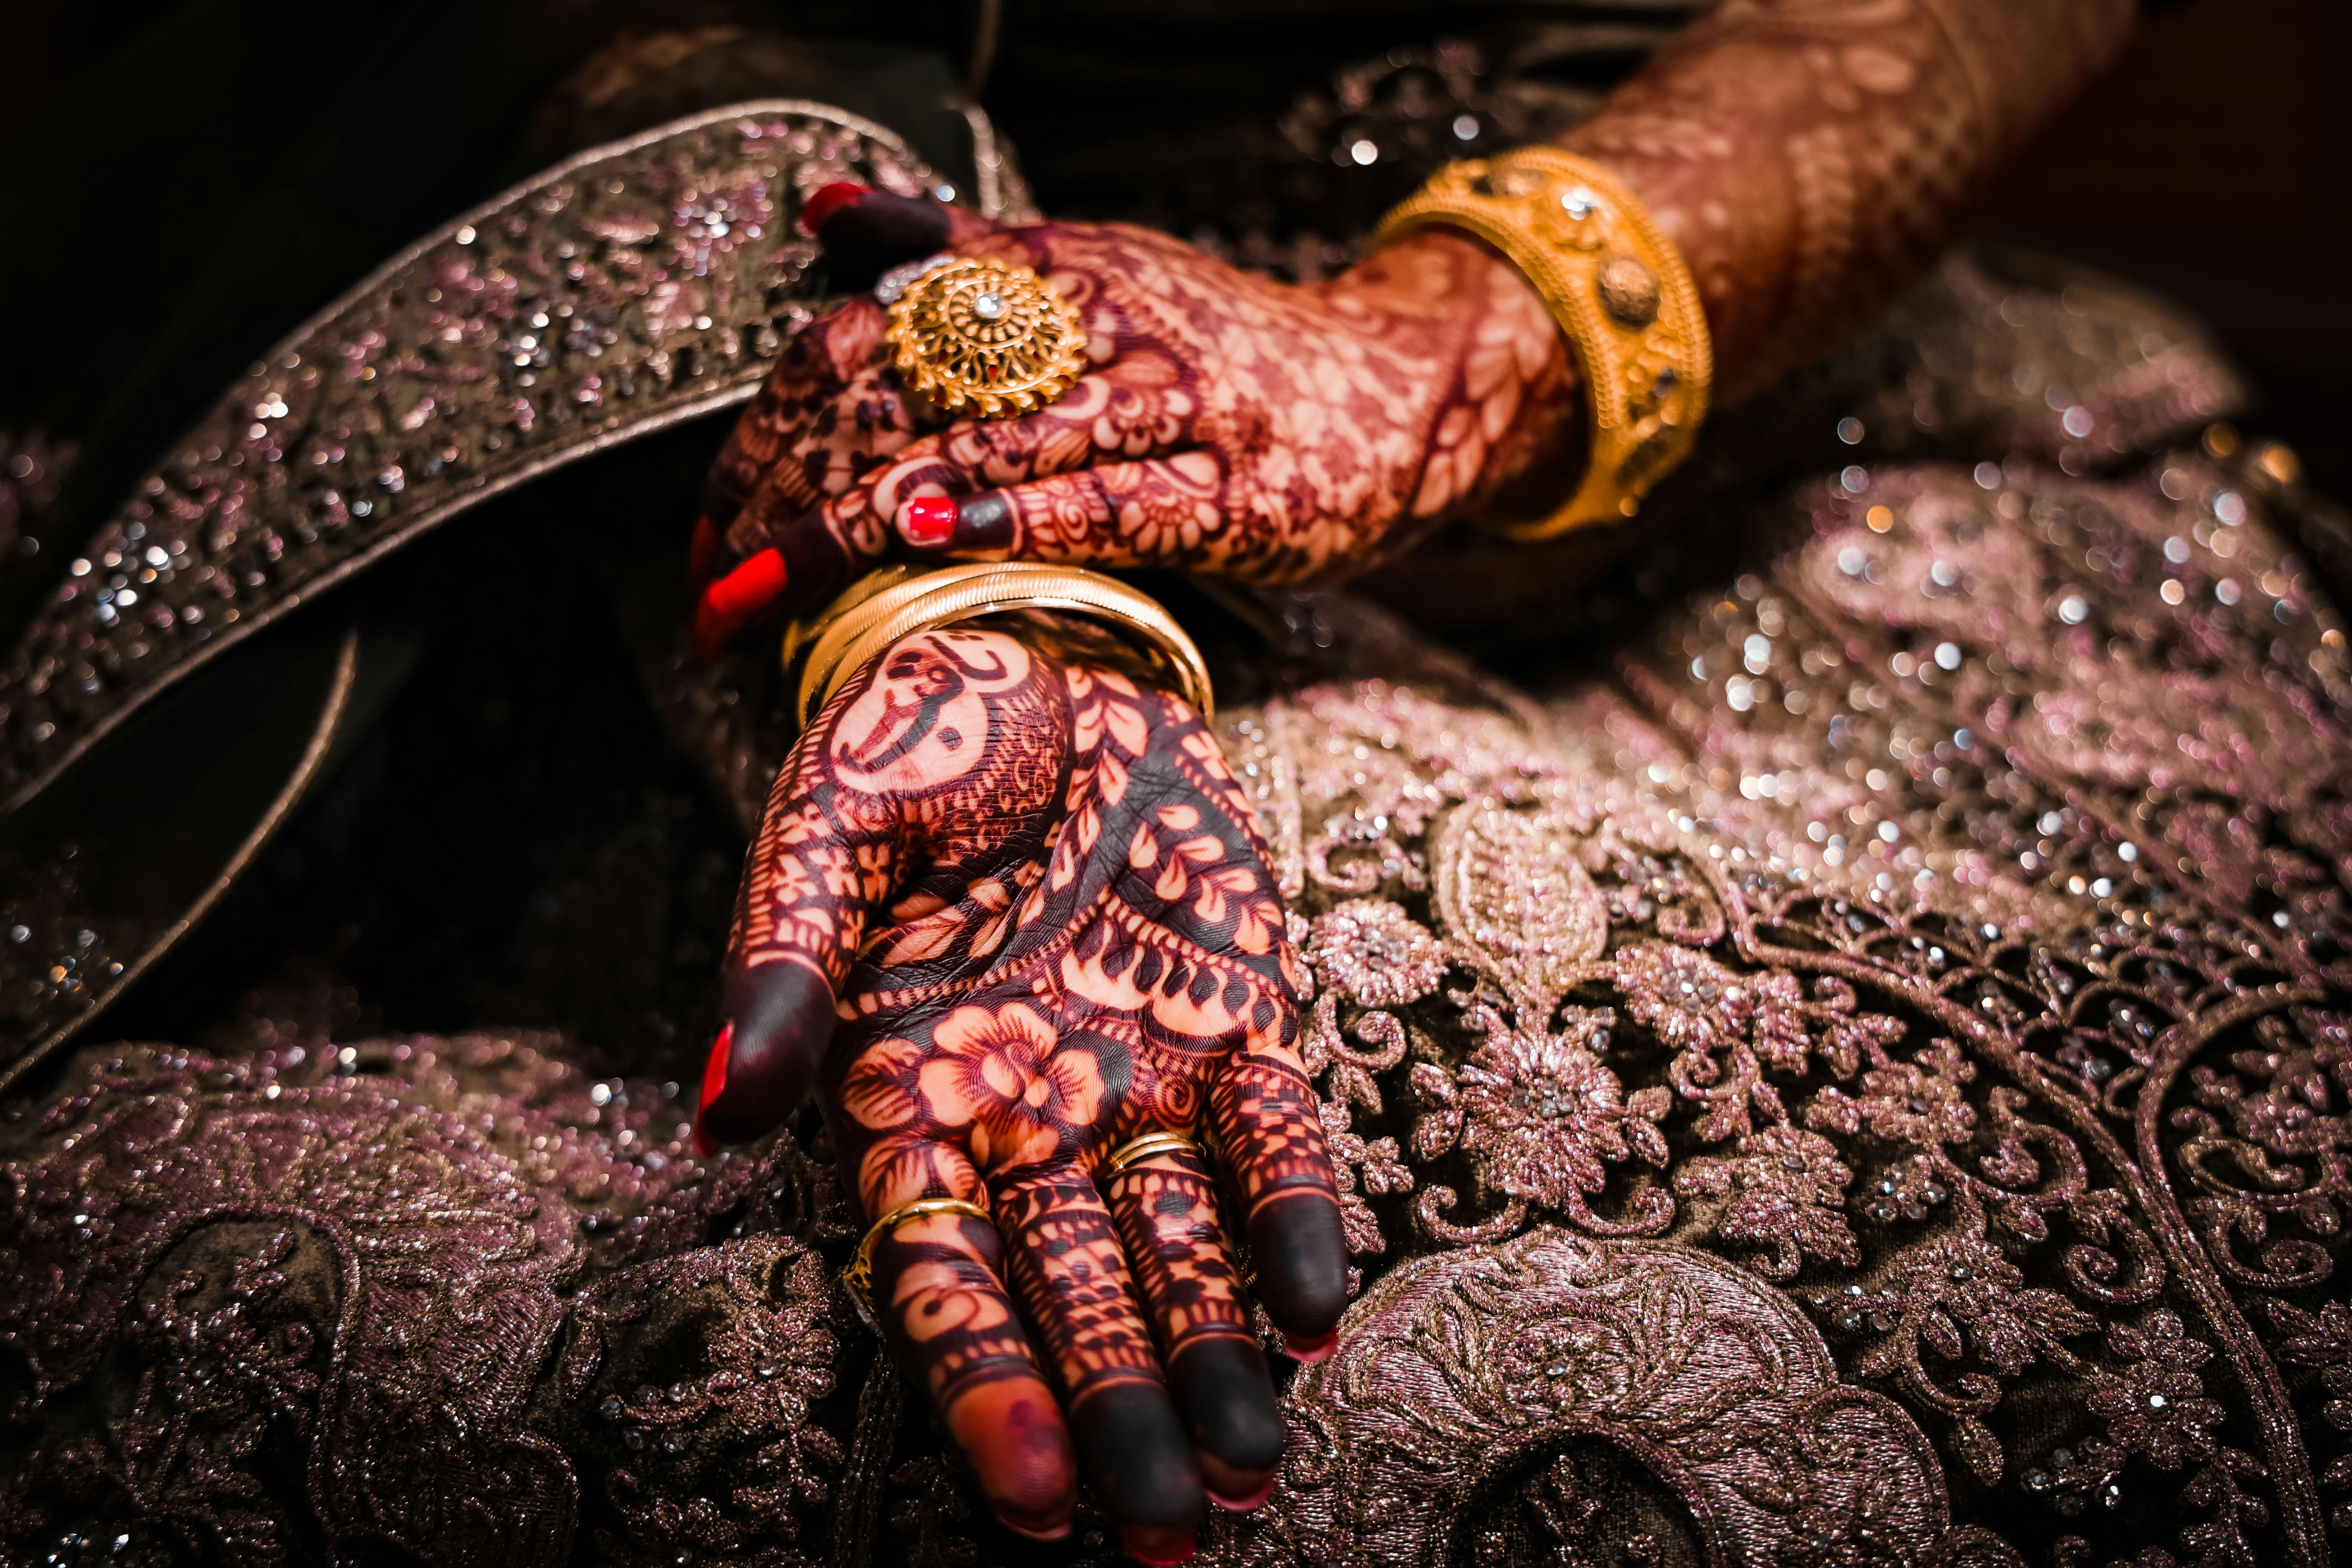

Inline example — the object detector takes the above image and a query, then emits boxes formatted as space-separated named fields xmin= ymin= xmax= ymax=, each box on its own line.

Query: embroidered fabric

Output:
xmin=0 ymin=99 xmax=1032 ymax=814
xmin=11 ymin=308 xmax=2351 ymax=1565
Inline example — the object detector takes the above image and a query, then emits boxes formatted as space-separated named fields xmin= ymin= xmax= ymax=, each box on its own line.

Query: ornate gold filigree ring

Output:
xmin=884 ymin=256 xmax=1087 ymax=419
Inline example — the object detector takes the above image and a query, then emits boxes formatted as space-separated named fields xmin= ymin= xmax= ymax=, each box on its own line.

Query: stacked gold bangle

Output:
xmin=1374 ymin=147 xmax=1712 ymax=541
xmin=787 ymin=562 xmax=1214 ymax=730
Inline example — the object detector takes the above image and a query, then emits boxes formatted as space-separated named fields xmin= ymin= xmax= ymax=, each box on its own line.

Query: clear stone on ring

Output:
xmin=1561 ymin=186 xmax=1598 ymax=219
xmin=971 ymin=291 xmax=1005 ymax=321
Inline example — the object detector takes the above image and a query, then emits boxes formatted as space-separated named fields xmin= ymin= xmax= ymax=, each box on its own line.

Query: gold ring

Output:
xmin=841 ymin=1195 xmax=993 ymax=1330
xmin=1103 ymin=1130 xmax=1206 ymax=1179
xmin=885 ymin=256 xmax=1087 ymax=419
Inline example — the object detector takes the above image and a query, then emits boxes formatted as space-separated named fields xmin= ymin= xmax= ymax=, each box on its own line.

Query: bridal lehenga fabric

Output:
xmin=6 ymin=51 xmax=2352 ymax=1568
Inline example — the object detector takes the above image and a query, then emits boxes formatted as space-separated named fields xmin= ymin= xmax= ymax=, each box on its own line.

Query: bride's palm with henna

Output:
xmin=690 ymin=192 xmax=1571 ymax=648
xmin=691 ymin=622 xmax=1346 ymax=1556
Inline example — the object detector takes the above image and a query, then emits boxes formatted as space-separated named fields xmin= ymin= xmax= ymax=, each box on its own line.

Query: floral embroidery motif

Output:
xmin=1211 ymin=548 xmax=2308 ymax=1560
xmin=1674 ymin=1124 xmax=1858 ymax=1280
xmin=1317 ymin=1098 xmax=1412 ymax=1259
xmin=1412 ymin=1004 xmax=1669 ymax=1237
xmin=1303 ymin=898 xmax=1448 ymax=1009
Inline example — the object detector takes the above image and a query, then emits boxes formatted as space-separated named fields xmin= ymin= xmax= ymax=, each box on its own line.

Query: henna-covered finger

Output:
xmin=802 ymin=183 xmax=1001 ymax=291
xmin=691 ymin=304 xmax=914 ymax=646
xmin=860 ymin=1180 xmax=1082 ymax=1540
xmin=689 ymin=502 xmax=870 ymax=655
xmin=698 ymin=296 xmax=896 ymax=554
xmin=1209 ymin=1029 xmax=1348 ymax=1358
xmin=697 ymin=647 xmax=966 ymax=1149
xmin=694 ymin=959 xmax=836 ymax=1150
xmin=692 ymin=339 xmax=1204 ymax=642
xmin=1107 ymin=1150 xmax=1282 ymax=1508
xmin=996 ymin=1165 xmax=1204 ymax=1562
xmin=890 ymin=454 xmax=1239 ymax=574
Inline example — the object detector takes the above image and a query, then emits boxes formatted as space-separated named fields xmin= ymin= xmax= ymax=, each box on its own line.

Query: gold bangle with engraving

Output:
xmin=841 ymin=1196 xmax=994 ymax=1329
xmin=1373 ymin=147 xmax=1712 ymax=541
xmin=1102 ymin=1130 xmax=1205 ymax=1179
xmin=885 ymin=256 xmax=1087 ymax=419
xmin=789 ymin=563 xmax=1214 ymax=730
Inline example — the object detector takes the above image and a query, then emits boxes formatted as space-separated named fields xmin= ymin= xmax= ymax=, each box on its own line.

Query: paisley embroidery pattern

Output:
xmin=1202 ymin=1226 xmax=2017 ymax=1568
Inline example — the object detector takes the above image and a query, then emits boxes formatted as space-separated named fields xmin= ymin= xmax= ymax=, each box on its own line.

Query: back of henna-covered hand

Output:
xmin=687 ymin=0 xmax=2137 ymax=645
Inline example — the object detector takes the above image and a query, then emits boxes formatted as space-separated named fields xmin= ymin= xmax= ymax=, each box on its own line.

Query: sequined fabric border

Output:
xmin=0 ymin=100 xmax=1029 ymax=813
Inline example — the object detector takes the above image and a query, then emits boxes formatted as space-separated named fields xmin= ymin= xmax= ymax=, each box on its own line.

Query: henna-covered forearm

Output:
xmin=1556 ymin=0 xmax=2137 ymax=404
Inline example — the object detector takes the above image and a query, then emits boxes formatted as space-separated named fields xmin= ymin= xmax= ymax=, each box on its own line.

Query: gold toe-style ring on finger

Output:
xmin=885 ymin=256 xmax=1087 ymax=419
xmin=841 ymin=1195 xmax=994 ymax=1331
xmin=1104 ymin=1130 xmax=1207 ymax=1180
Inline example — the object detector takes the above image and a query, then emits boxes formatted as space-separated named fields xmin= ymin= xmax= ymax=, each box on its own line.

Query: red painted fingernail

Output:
xmin=1208 ymin=1478 xmax=1276 ymax=1513
xmin=1118 ymin=1527 xmax=1196 ymax=1566
xmin=998 ymin=1518 xmax=1075 ymax=1543
xmin=901 ymin=495 xmax=958 ymax=546
xmin=706 ymin=548 xmax=787 ymax=619
xmin=799 ymin=181 xmax=873 ymax=235
xmin=1282 ymin=1331 xmax=1337 ymax=1365
xmin=692 ymin=1022 xmax=733 ymax=1157
xmin=692 ymin=548 xmax=789 ymax=656
xmin=689 ymin=602 xmax=728 ymax=662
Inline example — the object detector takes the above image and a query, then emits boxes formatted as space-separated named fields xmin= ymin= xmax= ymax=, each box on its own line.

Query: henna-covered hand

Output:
xmin=693 ymin=617 xmax=1346 ymax=1559
xmin=691 ymin=0 xmax=2139 ymax=649
xmin=688 ymin=186 xmax=1574 ymax=648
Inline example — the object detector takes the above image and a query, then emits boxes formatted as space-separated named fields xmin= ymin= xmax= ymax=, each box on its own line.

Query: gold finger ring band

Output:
xmin=885 ymin=256 xmax=1086 ymax=419
xmin=1104 ymin=1130 xmax=1206 ymax=1179
xmin=841 ymin=1195 xmax=993 ymax=1330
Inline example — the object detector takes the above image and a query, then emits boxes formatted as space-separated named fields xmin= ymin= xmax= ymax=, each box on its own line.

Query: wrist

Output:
xmin=1351 ymin=227 xmax=1588 ymax=518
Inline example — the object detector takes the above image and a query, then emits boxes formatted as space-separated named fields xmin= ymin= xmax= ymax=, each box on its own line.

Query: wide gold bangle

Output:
xmin=789 ymin=563 xmax=1215 ymax=730
xmin=841 ymin=1195 xmax=993 ymax=1330
xmin=1373 ymin=147 xmax=1712 ymax=541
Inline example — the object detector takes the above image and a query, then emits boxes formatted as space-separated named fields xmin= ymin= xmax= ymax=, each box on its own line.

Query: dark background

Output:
xmin=5 ymin=0 xmax=2347 ymax=504
xmin=1978 ymin=0 xmax=2351 ymax=497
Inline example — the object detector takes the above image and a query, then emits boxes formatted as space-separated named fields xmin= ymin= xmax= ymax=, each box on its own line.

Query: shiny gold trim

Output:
xmin=1374 ymin=148 xmax=1712 ymax=540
